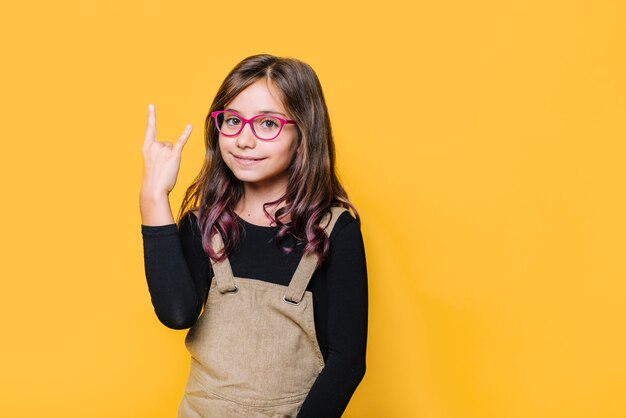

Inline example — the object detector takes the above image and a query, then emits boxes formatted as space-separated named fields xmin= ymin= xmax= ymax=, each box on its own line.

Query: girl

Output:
xmin=140 ymin=54 xmax=368 ymax=418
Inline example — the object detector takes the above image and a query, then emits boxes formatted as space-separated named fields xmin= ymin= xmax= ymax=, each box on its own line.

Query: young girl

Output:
xmin=140 ymin=54 xmax=368 ymax=418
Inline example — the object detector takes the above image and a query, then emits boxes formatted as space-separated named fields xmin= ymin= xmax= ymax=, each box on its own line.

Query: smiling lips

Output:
xmin=232 ymin=154 xmax=266 ymax=166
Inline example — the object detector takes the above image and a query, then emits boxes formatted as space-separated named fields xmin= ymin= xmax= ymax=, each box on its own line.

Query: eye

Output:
xmin=225 ymin=116 xmax=241 ymax=126
xmin=259 ymin=117 xmax=280 ymax=129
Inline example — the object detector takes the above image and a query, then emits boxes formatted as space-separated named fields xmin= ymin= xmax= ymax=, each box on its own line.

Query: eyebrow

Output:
xmin=225 ymin=108 xmax=287 ymax=117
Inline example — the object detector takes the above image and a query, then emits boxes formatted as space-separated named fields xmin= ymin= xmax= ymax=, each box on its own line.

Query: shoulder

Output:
xmin=328 ymin=208 xmax=361 ymax=241
xmin=324 ymin=208 xmax=367 ymax=271
xmin=178 ymin=208 xmax=202 ymax=238
xmin=180 ymin=208 xmax=200 ymax=223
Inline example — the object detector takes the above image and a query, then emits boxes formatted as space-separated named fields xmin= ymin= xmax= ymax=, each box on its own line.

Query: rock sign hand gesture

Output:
xmin=140 ymin=104 xmax=192 ymax=226
xmin=141 ymin=104 xmax=192 ymax=197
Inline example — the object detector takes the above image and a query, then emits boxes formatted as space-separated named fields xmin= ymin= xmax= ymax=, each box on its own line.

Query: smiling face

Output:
xmin=218 ymin=78 xmax=298 ymax=193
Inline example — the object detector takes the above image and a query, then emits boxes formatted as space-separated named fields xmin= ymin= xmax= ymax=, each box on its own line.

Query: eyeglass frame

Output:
xmin=210 ymin=110 xmax=297 ymax=141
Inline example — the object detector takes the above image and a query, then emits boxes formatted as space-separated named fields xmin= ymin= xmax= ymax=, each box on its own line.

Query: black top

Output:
xmin=141 ymin=210 xmax=368 ymax=417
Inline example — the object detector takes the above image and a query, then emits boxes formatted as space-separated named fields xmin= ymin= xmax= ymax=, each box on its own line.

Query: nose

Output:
xmin=234 ymin=121 xmax=257 ymax=149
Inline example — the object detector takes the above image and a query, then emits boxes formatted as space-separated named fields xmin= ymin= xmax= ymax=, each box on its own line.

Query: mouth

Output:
xmin=232 ymin=154 xmax=266 ymax=165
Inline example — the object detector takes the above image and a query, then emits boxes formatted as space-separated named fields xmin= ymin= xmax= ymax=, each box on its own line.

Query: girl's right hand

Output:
xmin=141 ymin=103 xmax=192 ymax=198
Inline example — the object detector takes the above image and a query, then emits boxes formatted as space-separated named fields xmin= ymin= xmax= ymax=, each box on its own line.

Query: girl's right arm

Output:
xmin=141 ymin=212 xmax=210 ymax=329
xmin=140 ymin=104 xmax=209 ymax=329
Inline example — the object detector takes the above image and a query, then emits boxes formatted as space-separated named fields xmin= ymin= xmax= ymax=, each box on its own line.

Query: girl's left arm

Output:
xmin=297 ymin=214 xmax=369 ymax=418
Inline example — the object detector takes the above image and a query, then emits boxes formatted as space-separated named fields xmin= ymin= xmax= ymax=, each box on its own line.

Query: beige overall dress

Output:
xmin=178 ymin=207 xmax=347 ymax=418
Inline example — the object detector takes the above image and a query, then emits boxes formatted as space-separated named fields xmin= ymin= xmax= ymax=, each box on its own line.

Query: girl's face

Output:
xmin=218 ymin=78 xmax=297 ymax=192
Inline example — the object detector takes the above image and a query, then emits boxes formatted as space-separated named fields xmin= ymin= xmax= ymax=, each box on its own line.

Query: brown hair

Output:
xmin=178 ymin=54 xmax=358 ymax=264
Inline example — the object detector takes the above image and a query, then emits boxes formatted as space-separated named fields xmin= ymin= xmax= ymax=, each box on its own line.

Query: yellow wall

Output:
xmin=1 ymin=0 xmax=625 ymax=417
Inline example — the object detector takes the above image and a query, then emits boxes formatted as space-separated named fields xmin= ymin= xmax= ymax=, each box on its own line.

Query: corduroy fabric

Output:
xmin=178 ymin=207 xmax=347 ymax=417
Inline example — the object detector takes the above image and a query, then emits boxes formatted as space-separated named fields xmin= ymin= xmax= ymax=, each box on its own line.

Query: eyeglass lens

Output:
xmin=216 ymin=110 xmax=284 ymax=140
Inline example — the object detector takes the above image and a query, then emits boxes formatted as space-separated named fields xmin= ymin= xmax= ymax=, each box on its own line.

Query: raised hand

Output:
xmin=141 ymin=103 xmax=192 ymax=198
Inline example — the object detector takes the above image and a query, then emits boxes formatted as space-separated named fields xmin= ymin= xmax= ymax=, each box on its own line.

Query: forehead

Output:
xmin=225 ymin=78 xmax=287 ymax=116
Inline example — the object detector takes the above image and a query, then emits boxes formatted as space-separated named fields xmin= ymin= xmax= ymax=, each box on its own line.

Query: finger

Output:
xmin=143 ymin=104 xmax=157 ymax=146
xmin=174 ymin=124 xmax=192 ymax=152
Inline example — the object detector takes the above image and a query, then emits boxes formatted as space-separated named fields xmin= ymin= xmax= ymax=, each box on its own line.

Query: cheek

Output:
xmin=275 ymin=142 xmax=296 ymax=167
xmin=287 ymin=146 xmax=297 ymax=166
xmin=218 ymin=136 xmax=229 ymax=155
xmin=217 ymin=138 xmax=235 ymax=169
xmin=278 ymin=133 xmax=298 ymax=162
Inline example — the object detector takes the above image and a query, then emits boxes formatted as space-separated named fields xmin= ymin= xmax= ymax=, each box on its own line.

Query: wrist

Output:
xmin=140 ymin=186 xmax=169 ymax=203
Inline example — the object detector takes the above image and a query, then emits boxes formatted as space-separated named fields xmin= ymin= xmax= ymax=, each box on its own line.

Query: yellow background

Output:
xmin=1 ymin=0 xmax=625 ymax=417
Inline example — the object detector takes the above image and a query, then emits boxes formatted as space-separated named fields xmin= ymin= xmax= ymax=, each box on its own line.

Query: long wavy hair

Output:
xmin=177 ymin=54 xmax=358 ymax=265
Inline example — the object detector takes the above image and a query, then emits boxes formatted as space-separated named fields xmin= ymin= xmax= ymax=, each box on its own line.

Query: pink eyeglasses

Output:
xmin=211 ymin=110 xmax=297 ymax=141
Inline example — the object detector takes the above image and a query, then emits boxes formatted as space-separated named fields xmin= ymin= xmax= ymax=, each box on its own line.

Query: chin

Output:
xmin=227 ymin=168 xmax=263 ymax=183
xmin=233 ymin=173 xmax=263 ymax=183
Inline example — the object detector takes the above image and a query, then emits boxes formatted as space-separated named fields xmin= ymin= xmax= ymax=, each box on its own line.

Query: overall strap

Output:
xmin=283 ymin=207 xmax=348 ymax=305
xmin=209 ymin=232 xmax=238 ymax=293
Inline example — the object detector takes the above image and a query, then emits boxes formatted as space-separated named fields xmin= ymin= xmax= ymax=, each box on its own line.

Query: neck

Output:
xmin=236 ymin=180 xmax=290 ymax=226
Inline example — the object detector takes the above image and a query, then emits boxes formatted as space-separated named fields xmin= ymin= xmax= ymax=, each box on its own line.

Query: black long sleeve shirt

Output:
xmin=141 ymin=210 xmax=368 ymax=417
